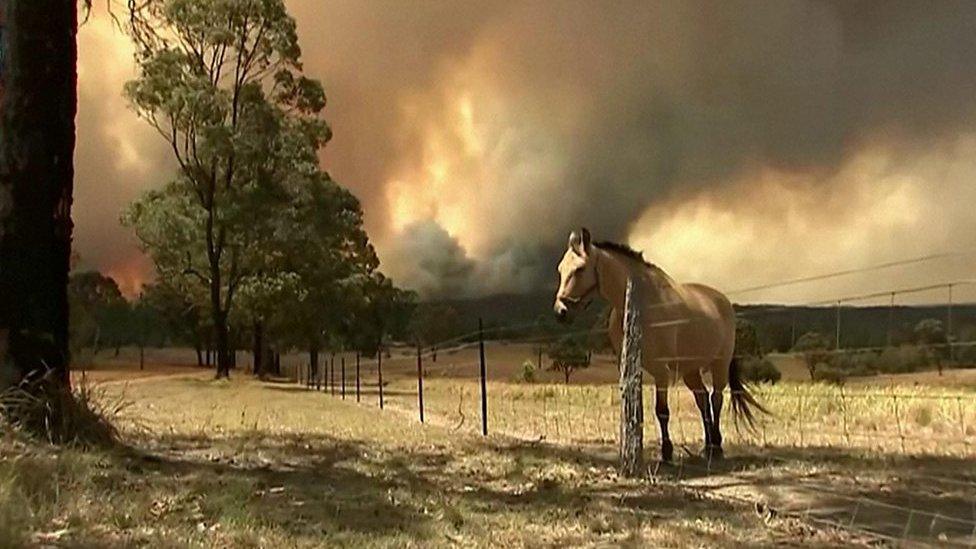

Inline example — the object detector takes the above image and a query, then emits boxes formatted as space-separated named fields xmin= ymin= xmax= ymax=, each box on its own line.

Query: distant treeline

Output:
xmin=738 ymin=304 xmax=976 ymax=352
xmin=431 ymin=291 xmax=976 ymax=352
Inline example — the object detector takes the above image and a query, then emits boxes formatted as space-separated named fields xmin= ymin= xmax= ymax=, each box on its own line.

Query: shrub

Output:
xmin=517 ymin=360 xmax=537 ymax=383
xmin=828 ymin=350 xmax=879 ymax=378
xmin=739 ymin=357 xmax=781 ymax=384
xmin=875 ymin=345 xmax=927 ymax=374
xmin=813 ymin=363 xmax=847 ymax=385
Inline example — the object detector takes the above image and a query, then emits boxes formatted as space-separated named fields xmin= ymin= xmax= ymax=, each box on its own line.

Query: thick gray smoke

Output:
xmin=75 ymin=1 xmax=976 ymax=299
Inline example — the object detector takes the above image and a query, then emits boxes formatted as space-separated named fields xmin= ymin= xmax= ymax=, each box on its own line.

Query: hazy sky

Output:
xmin=75 ymin=1 xmax=976 ymax=305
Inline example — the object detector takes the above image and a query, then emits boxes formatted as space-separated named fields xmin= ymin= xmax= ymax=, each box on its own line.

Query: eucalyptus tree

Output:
xmin=269 ymin=172 xmax=380 ymax=376
xmin=121 ymin=0 xmax=329 ymax=377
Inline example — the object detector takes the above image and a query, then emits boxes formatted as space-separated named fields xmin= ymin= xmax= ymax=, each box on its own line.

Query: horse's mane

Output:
xmin=592 ymin=241 xmax=656 ymax=269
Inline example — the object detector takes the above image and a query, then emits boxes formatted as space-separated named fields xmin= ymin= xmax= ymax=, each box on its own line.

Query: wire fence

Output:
xmin=286 ymin=326 xmax=976 ymax=547
xmin=279 ymin=274 xmax=976 ymax=546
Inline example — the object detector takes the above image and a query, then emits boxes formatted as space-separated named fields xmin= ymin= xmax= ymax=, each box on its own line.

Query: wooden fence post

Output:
xmin=417 ymin=344 xmax=425 ymax=423
xmin=479 ymin=318 xmax=488 ymax=436
xmin=341 ymin=356 xmax=346 ymax=399
xmin=356 ymin=352 xmax=361 ymax=402
xmin=330 ymin=353 xmax=335 ymax=396
xmin=619 ymin=277 xmax=644 ymax=477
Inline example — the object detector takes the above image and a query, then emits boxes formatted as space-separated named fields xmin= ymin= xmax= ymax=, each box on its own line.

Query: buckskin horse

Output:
xmin=553 ymin=228 xmax=766 ymax=461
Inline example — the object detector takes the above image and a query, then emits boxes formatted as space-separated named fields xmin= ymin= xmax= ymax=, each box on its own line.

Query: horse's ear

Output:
xmin=569 ymin=227 xmax=592 ymax=256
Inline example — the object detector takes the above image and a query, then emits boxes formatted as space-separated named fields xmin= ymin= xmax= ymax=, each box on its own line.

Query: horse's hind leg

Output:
xmin=652 ymin=371 xmax=673 ymax=462
xmin=709 ymin=359 xmax=729 ymax=457
xmin=682 ymin=368 xmax=714 ymax=455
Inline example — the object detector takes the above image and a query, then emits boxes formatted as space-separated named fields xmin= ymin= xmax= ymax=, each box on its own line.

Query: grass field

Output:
xmin=18 ymin=344 xmax=972 ymax=546
xmin=0 ymin=374 xmax=866 ymax=547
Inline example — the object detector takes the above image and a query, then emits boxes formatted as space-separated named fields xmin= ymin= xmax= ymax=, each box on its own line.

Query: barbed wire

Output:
xmin=726 ymin=247 xmax=976 ymax=296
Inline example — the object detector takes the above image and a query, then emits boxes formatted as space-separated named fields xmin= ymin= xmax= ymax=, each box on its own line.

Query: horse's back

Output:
xmin=676 ymin=282 xmax=736 ymax=360
xmin=681 ymin=283 xmax=734 ymax=320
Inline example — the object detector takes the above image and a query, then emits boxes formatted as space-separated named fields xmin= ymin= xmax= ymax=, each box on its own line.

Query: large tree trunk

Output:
xmin=213 ymin=310 xmax=230 ymax=378
xmin=0 ymin=0 xmax=77 ymax=392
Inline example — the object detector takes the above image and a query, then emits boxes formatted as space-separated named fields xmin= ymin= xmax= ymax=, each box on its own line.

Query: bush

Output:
xmin=739 ymin=357 xmax=781 ymax=384
xmin=954 ymin=342 xmax=976 ymax=368
xmin=875 ymin=345 xmax=928 ymax=374
xmin=516 ymin=360 xmax=537 ymax=383
xmin=828 ymin=350 xmax=879 ymax=378
xmin=813 ymin=363 xmax=847 ymax=385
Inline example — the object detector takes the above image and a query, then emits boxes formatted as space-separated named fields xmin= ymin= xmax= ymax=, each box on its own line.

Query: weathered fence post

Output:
xmin=417 ymin=344 xmax=425 ymax=423
xmin=947 ymin=283 xmax=954 ymax=361
xmin=619 ymin=277 xmax=644 ymax=478
xmin=341 ymin=356 xmax=346 ymax=399
xmin=377 ymin=345 xmax=384 ymax=409
xmin=479 ymin=318 xmax=488 ymax=436
xmin=356 ymin=352 xmax=361 ymax=402
xmin=330 ymin=353 xmax=335 ymax=396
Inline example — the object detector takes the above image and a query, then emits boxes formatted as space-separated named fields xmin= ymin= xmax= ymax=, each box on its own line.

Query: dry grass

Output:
xmin=381 ymin=378 xmax=976 ymax=456
xmin=0 ymin=375 xmax=859 ymax=547
xmin=4 ymin=340 xmax=971 ymax=546
xmin=378 ymin=377 xmax=976 ymax=544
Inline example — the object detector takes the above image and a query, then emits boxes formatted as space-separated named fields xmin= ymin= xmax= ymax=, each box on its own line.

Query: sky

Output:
xmin=74 ymin=0 xmax=976 ymax=306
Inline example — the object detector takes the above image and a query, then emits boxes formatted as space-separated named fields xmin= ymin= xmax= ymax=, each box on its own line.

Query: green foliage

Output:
xmin=120 ymin=0 xmax=408 ymax=370
xmin=813 ymin=363 xmax=847 ymax=385
xmin=791 ymin=331 xmax=832 ymax=380
xmin=739 ymin=357 xmax=781 ymax=384
xmin=408 ymin=304 xmax=463 ymax=347
xmin=735 ymin=319 xmax=763 ymax=358
xmin=547 ymin=335 xmax=591 ymax=383
xmin=516 ymin=361 xmax=537 ymax=383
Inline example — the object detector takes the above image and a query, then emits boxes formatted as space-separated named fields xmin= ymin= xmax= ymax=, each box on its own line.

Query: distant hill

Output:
xmin=428 ymin=292 xmax=976 ymax=352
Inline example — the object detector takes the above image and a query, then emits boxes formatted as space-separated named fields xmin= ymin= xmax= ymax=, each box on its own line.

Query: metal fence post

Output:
xmin=417 ymin=344 xmax=425 ymax=423
xmin=479 ymin=318 xmax=488 ymax=436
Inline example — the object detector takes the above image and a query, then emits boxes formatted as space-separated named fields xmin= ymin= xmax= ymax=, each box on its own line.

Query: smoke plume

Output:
xmin=75 ymin=1 xmax=976 ymax=302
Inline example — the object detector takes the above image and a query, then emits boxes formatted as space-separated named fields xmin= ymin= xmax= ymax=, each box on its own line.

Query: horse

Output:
xmin=553 ymin=227 xmax=766 ymax=461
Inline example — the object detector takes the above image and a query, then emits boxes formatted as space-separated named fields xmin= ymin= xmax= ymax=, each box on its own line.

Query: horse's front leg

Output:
xmin=654 ymin=378 xmax=673 ymax=462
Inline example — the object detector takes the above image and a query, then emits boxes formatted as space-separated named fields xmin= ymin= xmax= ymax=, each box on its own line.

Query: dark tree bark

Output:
xmin=252 ymin=320 xmax=263 ymax=376
xmin=0 ymin=0 xmax=77 ymax=391
xmin=194 ymin=343 xmax=203 ymax=367
xmin=310 ymin=345 xmax=319 ymax=390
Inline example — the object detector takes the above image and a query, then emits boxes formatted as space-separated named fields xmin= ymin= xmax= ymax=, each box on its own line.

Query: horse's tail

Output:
xmin=728 ymin=357 xmax=770 ymax=430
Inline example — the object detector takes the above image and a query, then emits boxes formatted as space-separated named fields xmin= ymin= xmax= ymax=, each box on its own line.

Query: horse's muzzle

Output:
xmin=553 ymin=299 xmax=572 ymax=323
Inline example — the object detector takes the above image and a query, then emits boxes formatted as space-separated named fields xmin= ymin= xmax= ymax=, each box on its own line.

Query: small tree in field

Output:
xmin=547 ymin=335 xmax=591 ymax=383
xmin=914 ymin=318 xmax=948 ymax=375
xmin=792 ymin=331 xmax=831 ymax=381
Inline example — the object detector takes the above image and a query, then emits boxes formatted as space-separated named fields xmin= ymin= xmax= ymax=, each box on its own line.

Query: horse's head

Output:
xmin=553 ymin=227 xmax=599 ymax=323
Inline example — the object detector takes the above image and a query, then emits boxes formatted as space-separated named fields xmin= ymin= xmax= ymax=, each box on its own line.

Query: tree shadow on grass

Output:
xmin=105 ymin=430 xmax=800 ymax=546
xmin=648 ymin=443 xmax=976 ymax=545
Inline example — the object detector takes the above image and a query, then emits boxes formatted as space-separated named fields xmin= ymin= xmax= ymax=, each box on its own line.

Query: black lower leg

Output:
xmin=656 ymin=388 xmax=673 ymax=462
xmin=710 ymin=390 xmax=724 ymax=453
xmin=692 ymin=389 xmax=714 ymax=449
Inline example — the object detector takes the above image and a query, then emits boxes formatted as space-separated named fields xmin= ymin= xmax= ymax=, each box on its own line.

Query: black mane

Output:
xmin=592 ymin=241 xmax=654 ymax=268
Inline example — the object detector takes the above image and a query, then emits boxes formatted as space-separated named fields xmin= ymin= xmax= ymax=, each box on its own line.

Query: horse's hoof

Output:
xmin=661 ymin=440 xmax=674 ymax=463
